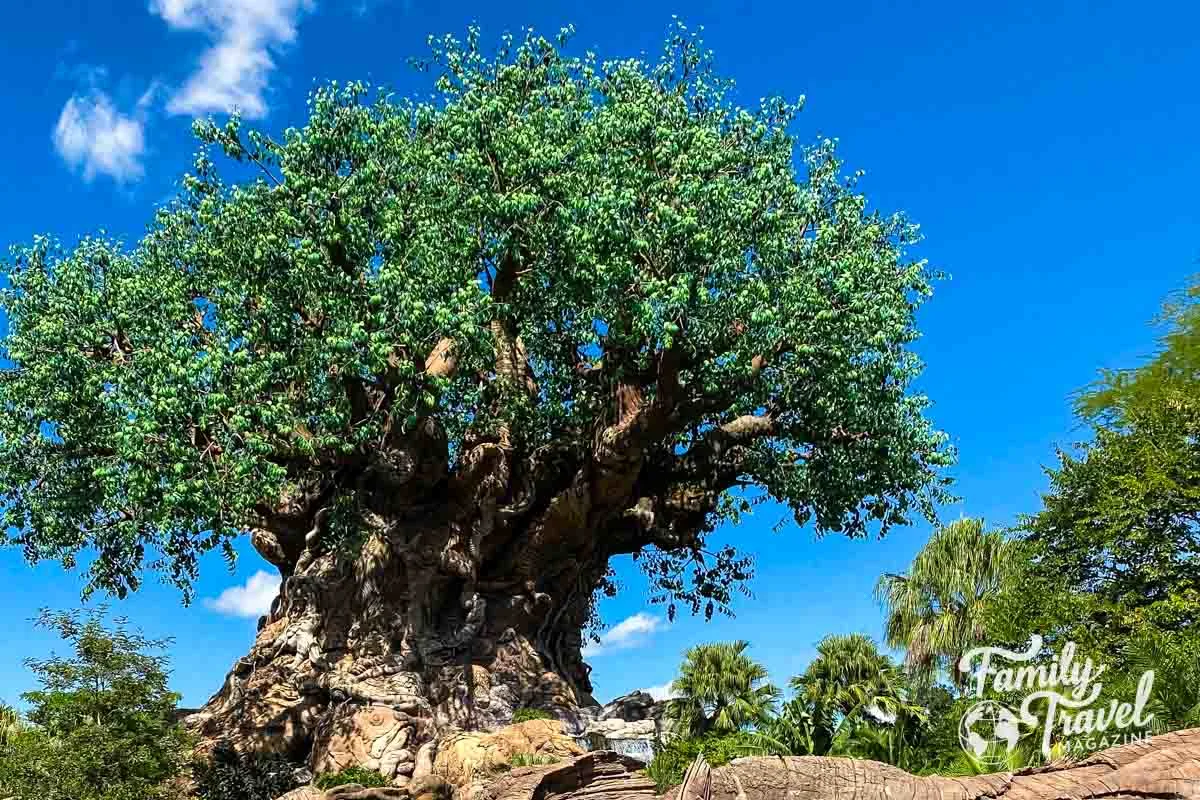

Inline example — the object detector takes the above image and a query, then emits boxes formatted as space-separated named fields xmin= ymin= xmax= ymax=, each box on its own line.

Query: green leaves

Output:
xmin=876 ymin=519 xmax=1018 ymax=686
xmin=1 ymin=22 xmax=949 ymax=605
xmin=1011 ymin=279 xmax=1200 ymax=662
xmin=665 ymin=640 xmax=780 ymax=736
xmin=0 ymin=609 xmax=189 ymax=800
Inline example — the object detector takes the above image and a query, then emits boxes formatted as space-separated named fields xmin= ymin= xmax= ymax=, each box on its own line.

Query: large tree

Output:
xmin=0 ymin=26 xmax=950 ymax=769
xmin=1009 ymin=280 xmax=1200 ymax=663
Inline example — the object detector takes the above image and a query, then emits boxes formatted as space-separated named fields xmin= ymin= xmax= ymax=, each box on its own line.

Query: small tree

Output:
xmin=787 ymin=634 xmax=927 ymax=762
xmin=666 ymin=641 xmax=779 ymax=736
xmin=875 ymin=519 xmax=1017 ymax=686
xmin=0 ymin=609 xmax=189 ymax=800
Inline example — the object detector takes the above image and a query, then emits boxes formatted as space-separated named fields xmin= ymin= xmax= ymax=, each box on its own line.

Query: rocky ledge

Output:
xmin=573 ymin=691 xmax=669 ymax=762
xmin=273 ymin=726 xmax=1200 ymax=800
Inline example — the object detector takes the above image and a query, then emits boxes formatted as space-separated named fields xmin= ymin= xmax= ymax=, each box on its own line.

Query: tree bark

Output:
xmin=191 ymin=499 xmax=602 ymax=776
xmin=190 ymin=326 xmax=772 ymax=776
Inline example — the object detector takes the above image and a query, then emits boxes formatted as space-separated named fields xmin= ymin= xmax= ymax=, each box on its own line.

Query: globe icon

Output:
xmin=958 ymin=700 xmax=1021 ymax=766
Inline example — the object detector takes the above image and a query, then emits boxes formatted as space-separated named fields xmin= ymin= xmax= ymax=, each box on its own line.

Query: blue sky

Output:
xmin=0 ymin=0 xmax=1197 ymax=709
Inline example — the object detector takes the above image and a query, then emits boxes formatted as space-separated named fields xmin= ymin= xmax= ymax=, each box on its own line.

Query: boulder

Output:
xmin=310 ymin=704 xmax=419 ymax=780
xmin=324 ymin=786 xmax=409 ymax=800
xmin=574 ymin=690 xmax=671 ymax=762
xmin=433 ymin=719 xmax=584 ymax=788
xmin=274 ymin=787 xmax=323 ymax=800
xmin=598 ymin=691 xmax=658 ymax=722
xmin=477 ymin=751 xmax=654 ymax=800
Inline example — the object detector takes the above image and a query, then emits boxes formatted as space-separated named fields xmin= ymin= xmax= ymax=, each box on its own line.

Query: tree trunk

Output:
xmin=190 ymin=354 xmax=734 ymax=778
xmin=190 ymin=504 xmax=602 ymax=780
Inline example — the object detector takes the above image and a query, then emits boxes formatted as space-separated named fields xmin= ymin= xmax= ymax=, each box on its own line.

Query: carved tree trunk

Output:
xmin=190 ymin=326 xmax=764 ymax=779
xmin=191 ymin=455 xmax=610 ymax=779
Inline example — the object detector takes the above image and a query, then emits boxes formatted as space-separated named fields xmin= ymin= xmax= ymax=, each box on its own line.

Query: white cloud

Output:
xmin=582 ymin=612 xmax=665 ymax=658
xmin=53 ymin=92 xmax=146 ymax=183
xmin=150 ymin=0 xmax=315 ymax=118
xmin=205 ymin=570 xmax=281 ymax=618
xmin=644 ymin=682 xmax=680 ymax=702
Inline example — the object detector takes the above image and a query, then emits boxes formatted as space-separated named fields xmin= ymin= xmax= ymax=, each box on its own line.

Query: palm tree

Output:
xmin=790 ymin=634 xmax=928 ymax=758
xmin=0 ymin=702 xmax=23 ymax=749
xmin=1125 ymin=632 xmax=1200 ymax=732
xmin=666 ymin=641 xmax=780 ymax=736
xmin=875 ymin=518 xmax=1017 ymax=687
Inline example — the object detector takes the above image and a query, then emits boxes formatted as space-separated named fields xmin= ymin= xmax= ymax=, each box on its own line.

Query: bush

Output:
xmin=193 ymin=745 xmax=306 ymax=800
xmin=512 ymin=708 xmax=554 ymax=724
xmin=508 ymin=752 xmax=559 ymax=768
xmin=314 ymin=766 xmax=390 ymax=790
xmin=644 ymin=732 xmax=756 ymax=793
xmin=0 ymin=609 xmax=190 ymax=800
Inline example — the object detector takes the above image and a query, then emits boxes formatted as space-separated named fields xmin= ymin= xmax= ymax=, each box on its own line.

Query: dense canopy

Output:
xmin=0 ymin=26 xmax=950 ymax=613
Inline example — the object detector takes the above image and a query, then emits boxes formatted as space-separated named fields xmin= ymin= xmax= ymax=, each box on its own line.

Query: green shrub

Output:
xmin=512 ymin=708 xmax=554 ymax=724
xmin=193 ymin=744 xmax=305 ymax=800
xmin=314 ymin=766 xmax=390 ymax=790
xmin=0 ymin=609 xmax=191 ymax=800
xmin=644 ymin=733 xmax=756 ymax=794
xmin=508 ymin=752 xmax=559 ymax=768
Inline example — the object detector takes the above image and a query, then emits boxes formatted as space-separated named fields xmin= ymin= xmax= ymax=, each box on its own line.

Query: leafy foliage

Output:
xmin=0 ymin=609 xmax=189 ymax=800
xmin=0 ymin=23 xmax=950 ymax=614
xmin=193 ymin=744 xmax=306 ymax=800
xmin=644 ymin=731 xmax=756 ymax=793
xmin=782 ymin=634 xmax=929 ymax=769
xmin=665 ymin=641 xmax=779 ymax=736
xmin=876 ymin=519 xmax=1018 ymax=685
xmin=507 ymin=752 xmax=560 ymax=768
xmin=511 ymin=707 xmax=555 ymax=723
xmin=314 ymin=766 xmax=389 ymax=790
xmin=1003 ymin=279 xmax=1200 ymax=671
xmin=1123 ymin=629 xmax=1200 ymax=733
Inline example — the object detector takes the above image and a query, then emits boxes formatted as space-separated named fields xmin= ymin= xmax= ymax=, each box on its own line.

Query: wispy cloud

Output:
xmin=150 ymin=0 xmax=315 ymax=118
xmin=644 ymin=682 xmax=680 ymax=702
xmin=205 ymin=570 xmax=280 ymax=618
xmin=583 ymin=612 xmax=666 ymax=658
xmin=53 ymin=91 xmax=146 ymax=182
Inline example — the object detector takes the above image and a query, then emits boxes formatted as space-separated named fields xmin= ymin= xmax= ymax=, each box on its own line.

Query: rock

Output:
xmin=274 ymin=787 xmax=322 ymax=800
xmin=409 ymin=775 xmax=454 ymax=800
xmin=433 ymin=719 xmax=584 ymax=788
xmin=478 ymin=751 xmax=654 ymax=800
xmin=585 ymin=718 xmax=657 ymax=737
xmin=412 ymin=741 xmax=437 ymax=783
xmin=663 ymin=728 xmax=1200 ymax=800
xmin=311 ymin=704 xmax=418 ymax=779
xmin=324 ymin=787 xmax=409 ymax=800
xmin=574 ymin=690 xmax=671 ymax=762
xmin=598 ymin=691 xmax=657 ymax=722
